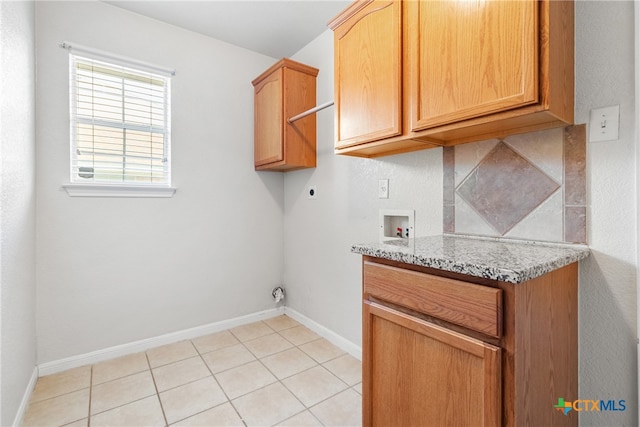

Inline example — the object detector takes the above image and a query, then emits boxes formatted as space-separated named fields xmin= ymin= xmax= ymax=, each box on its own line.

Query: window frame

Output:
xmin=62 ymin=43 xmax=176 ymax=198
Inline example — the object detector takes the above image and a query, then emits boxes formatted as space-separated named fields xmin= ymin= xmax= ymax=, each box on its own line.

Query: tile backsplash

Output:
xmin=443 ymin=125 xmax=586 ymax=244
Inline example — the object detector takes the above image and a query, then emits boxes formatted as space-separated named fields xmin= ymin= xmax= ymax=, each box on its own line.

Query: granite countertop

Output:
xmin=351 ymin=234 xmax=590 ymax=284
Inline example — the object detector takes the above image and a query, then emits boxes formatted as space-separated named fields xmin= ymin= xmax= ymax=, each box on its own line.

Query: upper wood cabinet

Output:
xmin=331 ymin=1 xmax=402 ymax=147
xmin=252 ymin=59 xmax=318 ymax=171
xmin=328 ymin=0 xmax=574 ymax=158
xmin=408 ymin=0 xmax=538 ymax=130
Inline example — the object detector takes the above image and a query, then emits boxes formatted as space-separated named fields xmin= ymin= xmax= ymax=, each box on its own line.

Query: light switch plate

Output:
xmin=589 ymin=105 xmax=619 ymax=142
xmin=379 ymin=179 xmax=389 ymax=199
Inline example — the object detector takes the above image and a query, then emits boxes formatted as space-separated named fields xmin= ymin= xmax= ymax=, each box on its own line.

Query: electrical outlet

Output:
xmin=307 ymin=185 xmax=317 ymax=200
xmin=378 ymin=179 xmax=389 ymax=199
xmin=589 ymin=105 xmax=619 ymax=142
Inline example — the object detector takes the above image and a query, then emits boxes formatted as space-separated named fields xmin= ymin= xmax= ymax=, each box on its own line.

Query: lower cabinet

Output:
xmin=364 ymin=301 xmax=501 ymax=426
xmin=361 ymin=257 xmax=578 ymax=427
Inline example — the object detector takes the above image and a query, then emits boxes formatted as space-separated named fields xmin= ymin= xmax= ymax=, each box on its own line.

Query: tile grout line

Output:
xmin=251 ymin=331 xmax=357 ymax=424
xmin=85 ymin=371 xmax=158 ymax=418
xmin=253 ymin=350 xmax=310 ymax=417
xmin=280 ymin=338 xmax=360 ymax=423
xmin=243 ymin=337 xmax=321 ymax=426
xmin=26 ymin=386 xmax=90 ymax=406
xmin=205 ymin=320 xmax=320 ymax=425
xmin=278 ymin=407 xmax=325 ymax=427
xmin=228 ymin=320 xmax=276 ymax=343
xmin=249 ymin=336 xmax=358 ymax=426
xmin=27 ymin=316 xmax=361 ymax=427
xmin=145 ymin=352 xmax=169 ymax=427
xmin=276 ymin=364 xmax=346 ymax=413
xmin=90 ymin=367 xmax=149 ymax=388
xmin=88 ymin=394 xmax=162 ymax=421
xmin=146 ymin=341 xmax=200 ymax=370
xmin=169 ymin=324 xmax=299 ymax=426
xmin=87 ymin=366 xmax=93 ymax=427
xmin=25 ymin=330 xmax=328 ymax=409
xmin=193 ymin=338 xmax=248 ymax=427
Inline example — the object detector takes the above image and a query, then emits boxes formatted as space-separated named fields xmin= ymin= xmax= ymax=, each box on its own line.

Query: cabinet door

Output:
xmin=408 ymin=0 xmax=538 ymax=131
xmin=333 ymin=0 xmax=402 ymax=149
xmin=254 ymin=69 xmax=283 ymax=166
xmin=363 ymin=301 xmax=501 ymax=427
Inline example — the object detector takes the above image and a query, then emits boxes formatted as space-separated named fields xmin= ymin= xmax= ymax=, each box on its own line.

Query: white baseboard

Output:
xmin=38 ymin=307 xmax=284 ymax=376
xmin=284 ymin=307 xmax=362 ymax=361
xmin=13 ymin=366 xmax=38 ymax=427
xmin=36 ymin=305 xmax=362 ymax=379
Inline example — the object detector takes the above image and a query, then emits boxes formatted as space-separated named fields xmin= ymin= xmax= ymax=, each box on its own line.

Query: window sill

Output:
xmin=62 ymin=184 xmax=176 ymax=198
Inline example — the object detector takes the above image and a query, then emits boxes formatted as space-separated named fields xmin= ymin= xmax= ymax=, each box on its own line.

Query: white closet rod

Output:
xmin=288 ymin=101 xmax=334 ymax=124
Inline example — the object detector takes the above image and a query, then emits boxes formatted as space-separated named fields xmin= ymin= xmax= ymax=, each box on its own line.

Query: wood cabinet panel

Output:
xmin=252 ymin=59 xmax=318 ymax=171
xmin=254 ymin=70 xmax=284 ymax=166
xmin=510 ymin=262 xmax=578 ymax=427
xmin=329 ymin=0 xmax=574 ymax=158
xmin=408 ymin=0 xmax=538 ymax=130
xmin=363 ymin=301 xmax=501 ymax=427
xmin=332 ymin=0 xmax=402 ymax=148
xmin=364 ymin=260 xmax=502 ymax=337
xmin=361 ymin=256 xmax=579 ymax=427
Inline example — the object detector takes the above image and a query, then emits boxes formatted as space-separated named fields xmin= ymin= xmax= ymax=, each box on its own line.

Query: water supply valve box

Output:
xmin=379 ymin=209 xmax=415 ymax=242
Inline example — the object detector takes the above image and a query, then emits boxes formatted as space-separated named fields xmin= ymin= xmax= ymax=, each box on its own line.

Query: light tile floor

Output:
xmin=22 ymin=315 xmax=362 ymax=427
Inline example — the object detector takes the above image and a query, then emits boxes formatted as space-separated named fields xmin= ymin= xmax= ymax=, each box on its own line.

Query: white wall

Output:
xmin=0 ymin=1 xmax=37 ymax=425
xmin=285 ymin=30 xmax=443 ymax=348
xmin=26 ymin=2 xmax=640 ymax=425
xmin=575 ymin=2 xmax=638 ymax=425
xmin=286 ymin=2 xmax=638 ymax=425
xmin=35 ymin=1 xmax=283 ymax=364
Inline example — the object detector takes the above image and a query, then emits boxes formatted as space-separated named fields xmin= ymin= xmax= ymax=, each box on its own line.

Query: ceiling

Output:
xmin=103 ymin=1 xmax=352 ymax=59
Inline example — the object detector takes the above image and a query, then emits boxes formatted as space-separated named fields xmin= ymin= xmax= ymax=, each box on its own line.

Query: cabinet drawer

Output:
xmin=364 ymin=261 xmax=502 ymax=338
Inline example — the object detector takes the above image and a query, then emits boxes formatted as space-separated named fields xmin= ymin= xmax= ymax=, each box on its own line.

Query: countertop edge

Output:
xmin=351 ymin=236 xmax=590 ymax=284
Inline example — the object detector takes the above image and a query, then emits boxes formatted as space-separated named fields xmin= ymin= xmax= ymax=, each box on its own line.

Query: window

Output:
xmin=64 ymin=45 xmax=174 ymax=197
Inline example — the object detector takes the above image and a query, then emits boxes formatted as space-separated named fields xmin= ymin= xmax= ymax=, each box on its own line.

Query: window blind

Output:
xmin=69 ymin=54 xmax=171 ymax=186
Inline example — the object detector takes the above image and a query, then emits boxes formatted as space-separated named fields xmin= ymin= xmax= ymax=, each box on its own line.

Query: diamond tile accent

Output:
xmin=456 ymin=141 xmax=560 ymax=235
xmin=444 ymin=126 xmax=587 ymax=244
